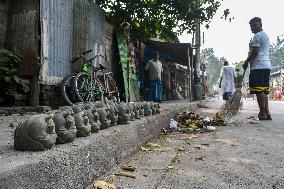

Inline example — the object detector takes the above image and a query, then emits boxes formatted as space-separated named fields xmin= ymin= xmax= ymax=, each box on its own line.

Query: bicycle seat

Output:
xmin=93 ymin=64 xmax=107 ymax=72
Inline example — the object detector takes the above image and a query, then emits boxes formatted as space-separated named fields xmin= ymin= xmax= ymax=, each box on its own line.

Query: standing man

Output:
xmin=243 ymin=17 xmax=272 ymax=120
xmin=219 ymin=61 xmax=236 ymax=101
xmin=145 ymin=52 xmax=163 ymax=102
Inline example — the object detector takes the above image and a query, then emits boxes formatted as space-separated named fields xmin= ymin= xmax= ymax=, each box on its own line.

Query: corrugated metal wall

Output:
xmin=40 ymin=0 xmax=106 ymax=85
xmin=40 ymin=0 xmax=74 ymax=79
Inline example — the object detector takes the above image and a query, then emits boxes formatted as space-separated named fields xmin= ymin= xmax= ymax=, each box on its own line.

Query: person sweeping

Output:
xmin=242 ymin=17 xmax=272 ymax=120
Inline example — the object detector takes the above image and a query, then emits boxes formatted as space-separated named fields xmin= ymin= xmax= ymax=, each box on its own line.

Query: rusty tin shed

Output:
xmin=0 ymin=0 xmax=113 ymax=106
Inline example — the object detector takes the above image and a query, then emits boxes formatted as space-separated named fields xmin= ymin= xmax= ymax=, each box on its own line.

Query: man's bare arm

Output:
xmin=243 ymin=46 xmax=259 ymax=70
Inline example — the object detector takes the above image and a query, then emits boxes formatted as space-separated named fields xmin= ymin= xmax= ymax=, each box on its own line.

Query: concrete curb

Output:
xmin=0 ymin=101 xmax=198 ymax=189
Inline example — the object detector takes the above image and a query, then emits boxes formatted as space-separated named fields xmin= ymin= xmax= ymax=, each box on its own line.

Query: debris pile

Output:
xmin=168 ymin=111 xmax=227 ymax=134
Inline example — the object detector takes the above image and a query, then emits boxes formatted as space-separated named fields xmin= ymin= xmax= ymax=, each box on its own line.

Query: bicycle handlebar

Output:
xmin=71 ymin=52 xmax=107 ymax=70
xmin=71 ymin=49 xmax=93 ymax=63
xmin=85 ymin=54 xmax=105 ymax=64
xmin=82 ymin=49 xmax=92 ymax=55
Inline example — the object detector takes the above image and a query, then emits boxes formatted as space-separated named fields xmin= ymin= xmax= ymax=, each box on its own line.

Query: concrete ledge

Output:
xmin=0 ymin=101 xmax=197 ymax=189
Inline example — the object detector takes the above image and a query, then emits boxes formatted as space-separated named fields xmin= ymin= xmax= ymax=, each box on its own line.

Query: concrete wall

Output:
xmin=0 ymin=101 xmax=198 ymax=189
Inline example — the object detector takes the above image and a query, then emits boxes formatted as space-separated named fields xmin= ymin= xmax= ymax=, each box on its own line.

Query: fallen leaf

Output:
xmin=93 ymin=180 xmax=117 ymax=189
xmin=162 ymin=128 xmax=168 ymax=134
xmin=154 ymin=147 xmax=172 ymax=152
xmin=186 ymin=135 xmax=193 ymax=140
xmin=165 ymin=138 xmax=172 ymax=143
xmin=122 ymin=165 xmax=136 ymax=172
xmin=201 ymin=143 xmax=210 ymax=146
xmin=140 ymin=147 xmax=150 ymax=151
xmin=195 ymin=157 xmax=205 ymax=161
xmin=177 ymin=147 xmax=186 ymax=151
xmin=193 ymin=145 xmax=201 ymax=150
xmin=115 ymin=172 xmax=136 ymax=178
xmin=146 ymin=142 xmax=161 ymax=149
xmin=103 ymin=175 xmax=115 ymax=184
xmin=165 ymin=165 xmax=174 ymax=172
xmin=192 ymin=135 xmax=198 ymax=138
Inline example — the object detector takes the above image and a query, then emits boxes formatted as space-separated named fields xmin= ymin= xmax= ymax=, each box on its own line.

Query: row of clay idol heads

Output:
xmin=14 ymin=100 xmax=160 ymax=151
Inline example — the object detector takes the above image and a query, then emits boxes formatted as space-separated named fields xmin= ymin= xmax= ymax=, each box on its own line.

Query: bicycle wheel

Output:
xmin=61 ymin=73 xmax=79 ymax=105
xmin=74 ymin=72 xmax=103 ymax=103
xmin=106 ymin=73 xmax=120 ymax=102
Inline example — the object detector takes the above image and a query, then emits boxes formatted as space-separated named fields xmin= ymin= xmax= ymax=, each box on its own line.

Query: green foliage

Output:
xmin=270 ymin=35 xmax=284 ymax=67
xmin=0 ymin=49 xmax=22 ymax=75
xmin=201 ymin=48 xmax=223 ymax=87
xmin=94 ymin=0 xmax=228 ymax=41
xmin=0 ymin=49 xmax=29 ymax=104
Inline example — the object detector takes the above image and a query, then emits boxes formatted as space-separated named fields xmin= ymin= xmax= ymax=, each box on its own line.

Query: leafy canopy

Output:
xmin=201 ymin=48 xmax=224 ymax=86
xmin=270 ymin=35 xmax=284 ymax=67
xmin=94 ymin=0 xmax=229 ymax=41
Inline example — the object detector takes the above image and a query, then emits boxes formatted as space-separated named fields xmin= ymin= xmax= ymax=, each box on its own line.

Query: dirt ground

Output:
xmin=97 ymin=99 xmax=284 ymax=189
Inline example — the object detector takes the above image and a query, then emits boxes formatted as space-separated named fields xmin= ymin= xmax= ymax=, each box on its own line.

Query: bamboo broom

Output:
xmin=219 ymin=68 xmax=247 ymax=117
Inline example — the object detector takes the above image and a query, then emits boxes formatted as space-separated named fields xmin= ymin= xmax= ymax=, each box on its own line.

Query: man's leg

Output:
xmin=256 ymin=92 xmax=266 ymax=119
xmin=264 ymin=94 xmax=271 ymax=118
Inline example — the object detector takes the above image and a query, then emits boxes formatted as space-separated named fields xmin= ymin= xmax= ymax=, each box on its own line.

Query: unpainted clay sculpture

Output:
xmin=105 ymin=96 xmax=118 ymax=106
xmin=155 ymin=102 xmax=161 ymax=114
xmin=94 ymin=101 xmax=106 ymax=109
xmin=137 ymin=102 xmax=144 ymax=117
xmin=73 ymin=111 xmax=91 ymax=137
xmin=14 ymin=115 xmax=57 ymax=151
xmin=117 ymin=102 xmax=131 ymax=124
xmin=84 ymin=103 xmax=101 ymax=133
xmin=127 ymin=103 xmax=135 ymax=121
xmin=71 ymin=104 xmax=85 ymax=114
xmin=97 ymin=107 xmax=111 ymax=129
xmin=52 ymin=110 xmax=77 ymax=144
xmin=150 ymin=101 xmax=157 ymax=115
xmin=143 ymin=101 xmax=152 ymax=116
xmin=132 ymin=102 xmax=140 ymax=119
xmin=59 ymin=106 xmax=75 ymax=115
xmin=106 ymin=105 xmax=119 ymax=126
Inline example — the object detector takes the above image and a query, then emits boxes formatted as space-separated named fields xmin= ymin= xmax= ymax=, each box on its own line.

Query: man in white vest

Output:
xmin=243 ymin=17 xmax=272 ymax=120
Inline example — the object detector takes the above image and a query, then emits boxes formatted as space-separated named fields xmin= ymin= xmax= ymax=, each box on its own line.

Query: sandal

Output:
xmin=266 ymin=115 xmax=272 ymax=120
xmin=258 ymin=113 xmax=267 ymax=120
xmin=258 ymin=117 xmax=267 ymax=120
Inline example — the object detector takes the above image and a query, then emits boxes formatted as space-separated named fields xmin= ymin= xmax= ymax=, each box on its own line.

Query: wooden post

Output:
xmin=30 ymin=74 xmax=40 ymax=107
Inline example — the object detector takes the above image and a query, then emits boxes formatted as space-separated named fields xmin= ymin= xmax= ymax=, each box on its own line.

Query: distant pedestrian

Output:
xmin=242 ymin=17 xmax=272 ymax=120
xmin=273 ymin=88 xmax=282 ymax=101
xmin=145 ymin=52 xmax=163 ymax=102
xmin=219 ymin=61 xmax=236 ymax=101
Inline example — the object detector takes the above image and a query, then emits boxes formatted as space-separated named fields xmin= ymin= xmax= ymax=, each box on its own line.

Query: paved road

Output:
xmin=98 ymin=99 xmax=284 ymax=189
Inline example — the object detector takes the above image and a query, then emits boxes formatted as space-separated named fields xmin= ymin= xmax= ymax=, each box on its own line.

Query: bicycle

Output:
xmin=61 ymin=50 xmax=94 ymax=105
xmin=72 ymin=51 xmax=120 ymax=104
